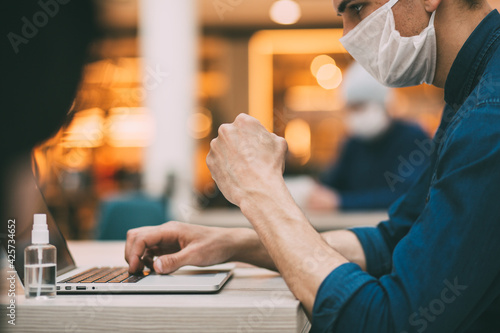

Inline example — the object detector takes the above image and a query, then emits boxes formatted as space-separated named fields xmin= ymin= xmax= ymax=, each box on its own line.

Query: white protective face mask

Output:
xmin=346 ymin=103 xmax=391 ymax=140
xmin=339 ymin=0 xmax=437 ymax=88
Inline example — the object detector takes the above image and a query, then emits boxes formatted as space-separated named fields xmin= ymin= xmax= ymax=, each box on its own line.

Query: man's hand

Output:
xmin=306 ymin=184 xmax=340 ymax=211
xmin=206 ymin=113 xmax=288 ymax=207
xmin=206 ymin=113 xmax=349 ymax=316
xmin=125 ymin=221 xmax=237 ymax=274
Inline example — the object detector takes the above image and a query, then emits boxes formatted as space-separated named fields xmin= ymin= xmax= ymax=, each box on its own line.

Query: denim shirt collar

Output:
xmin=444 ymin=10 xmax=500 ymax=111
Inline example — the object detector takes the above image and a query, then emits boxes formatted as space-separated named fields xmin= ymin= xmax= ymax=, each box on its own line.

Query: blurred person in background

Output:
xmin=307 ymin=62 xmax=430 ymax=211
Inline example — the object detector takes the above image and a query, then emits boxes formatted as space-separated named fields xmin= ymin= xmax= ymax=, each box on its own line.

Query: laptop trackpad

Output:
xmin=139 ymin=270 xmax=230 ymax=287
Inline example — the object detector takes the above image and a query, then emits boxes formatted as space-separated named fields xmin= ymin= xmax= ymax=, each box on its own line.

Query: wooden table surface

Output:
xmin=4 ymin=241 xmax=311 ymax=333
xmin=3 ymin=211 xmax=386 ymax=332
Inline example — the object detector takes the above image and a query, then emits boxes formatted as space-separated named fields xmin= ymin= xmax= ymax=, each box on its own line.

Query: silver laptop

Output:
xmin=6 ymin=165 xmax=232 ymax=294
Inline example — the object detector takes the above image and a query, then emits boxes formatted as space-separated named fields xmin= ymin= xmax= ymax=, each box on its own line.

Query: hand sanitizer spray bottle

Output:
xmin=24 ymin=214 xmax=57 ymax=299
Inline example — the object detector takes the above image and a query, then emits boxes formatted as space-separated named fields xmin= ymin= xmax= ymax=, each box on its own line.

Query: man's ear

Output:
xmin=423 ymin=0 xmax=442 ymax=13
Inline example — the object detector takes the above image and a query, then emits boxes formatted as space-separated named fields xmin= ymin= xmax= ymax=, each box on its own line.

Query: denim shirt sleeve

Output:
xmin=312 ymin=104 xmax=500 ymax=333
xmin=347 ymin=153 xmax=434 ymax=277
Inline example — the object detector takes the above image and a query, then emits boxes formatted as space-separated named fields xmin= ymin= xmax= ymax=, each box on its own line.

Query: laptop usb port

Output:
xmin=65 ymin=286 xmax=71 ymax=290
xmin=76 ymin=286 xmax=86 ymax=290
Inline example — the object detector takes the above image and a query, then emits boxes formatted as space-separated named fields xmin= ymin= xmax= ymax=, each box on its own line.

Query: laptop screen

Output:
xmin=1 ymin=156 xmax=76 ymax=284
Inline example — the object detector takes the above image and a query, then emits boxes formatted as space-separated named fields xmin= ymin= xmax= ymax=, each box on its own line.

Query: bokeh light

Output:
xmin=316 ymin=64 xmax=343 ymax=90
xmin=188 ymin=108 xmax=213 ymax=139
xmin=269 ymin=0 xmax=301 ymax=25
xmin=310 ymin=55 xmax=336 ymax=77
xmin=284 ymin=118 xmax=311 ymax=164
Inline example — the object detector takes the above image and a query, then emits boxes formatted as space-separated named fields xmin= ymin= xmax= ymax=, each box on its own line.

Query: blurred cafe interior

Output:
xmin=27 ymin=0 xmax=500 ymax=240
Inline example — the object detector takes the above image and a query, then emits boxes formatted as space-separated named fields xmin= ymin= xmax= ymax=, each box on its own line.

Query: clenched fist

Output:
xmin=206 ymin=114 xmax=288 ymax=207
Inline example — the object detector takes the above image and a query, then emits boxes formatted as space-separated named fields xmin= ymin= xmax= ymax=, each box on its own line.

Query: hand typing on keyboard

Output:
xmin=124 ymin=221 xmax=238 ymax=274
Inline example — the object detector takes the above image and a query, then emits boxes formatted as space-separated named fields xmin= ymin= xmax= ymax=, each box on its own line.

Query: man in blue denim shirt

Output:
xmin=126 ymin=0 xmax=500 ymax=332
xmin=310 ymin=1 xmax=500 ymax=331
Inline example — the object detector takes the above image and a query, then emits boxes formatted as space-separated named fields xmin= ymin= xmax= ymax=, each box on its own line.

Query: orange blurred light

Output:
xmin=284 ymin=118 xmax=311 ymax=164
xmin=106 ymin=107 xmax=155 ymax=147
xmin=248 ymin=29 xmax=347 ymax=131
xmin=61 ymin=108 xmax=105 ymax=148
xmin=199 ymin=71 xmax=229 ymax=97
xmin=285 ymin=85 xmax=345 ymax=112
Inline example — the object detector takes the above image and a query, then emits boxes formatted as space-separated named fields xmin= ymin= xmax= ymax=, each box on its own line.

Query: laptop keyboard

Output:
xmin=60 ymin=267 xmax=148 ymax=284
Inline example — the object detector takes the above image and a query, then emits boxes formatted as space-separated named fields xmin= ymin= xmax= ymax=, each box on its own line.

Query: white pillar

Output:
xmin=140 ymin=0 xmax=197 ymax=220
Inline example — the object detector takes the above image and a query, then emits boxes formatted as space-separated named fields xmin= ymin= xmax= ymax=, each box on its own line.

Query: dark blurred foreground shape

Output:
xmin=1 ymin=0 xmax=96 ymax=257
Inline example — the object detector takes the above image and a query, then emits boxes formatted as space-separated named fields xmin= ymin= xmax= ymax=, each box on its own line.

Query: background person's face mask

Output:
xmin=339 ymin=0 xmax=437 ymax=87
xmin=346 ymin=103 xmax=391 ymax=140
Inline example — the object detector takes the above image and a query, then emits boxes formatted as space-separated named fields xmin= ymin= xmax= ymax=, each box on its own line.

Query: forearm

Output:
xmin=230 ymin=227 xmax=278 ymax=271
xmin=320 ymin=230 xmax=366 ymax=271
xmin=239 ymin=176 xmax=349 ymax=316
xmin=231 ymin=228 xmax=366 ymax=273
